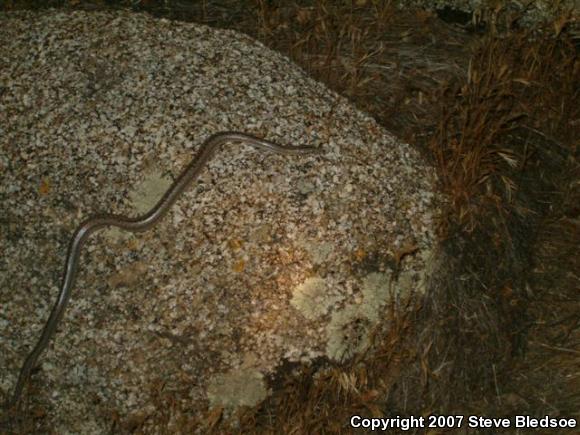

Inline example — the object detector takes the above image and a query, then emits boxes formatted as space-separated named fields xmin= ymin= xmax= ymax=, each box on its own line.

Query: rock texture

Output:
xmin=0 ymin=9 xmax=439 ymax=432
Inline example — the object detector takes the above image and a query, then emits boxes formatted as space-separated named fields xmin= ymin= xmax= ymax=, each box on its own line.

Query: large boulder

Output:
xmin=0 ymin=9 xmax=439 ymax=432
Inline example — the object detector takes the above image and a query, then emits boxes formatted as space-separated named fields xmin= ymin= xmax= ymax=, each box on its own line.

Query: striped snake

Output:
xmin=6 ymin=131 xmax=320 ymax=408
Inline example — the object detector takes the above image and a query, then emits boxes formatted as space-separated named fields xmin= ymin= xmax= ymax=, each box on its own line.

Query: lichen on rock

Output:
xmin=128 ymin=168 xmax=172 ymax=215
xmin=326 ymin=304 xmax=373 ymax=362
xmin=326 ymin=271 xmax=392 ymax=362
xmin=290 ymin=276 xmax=342 ymax=320
xmin=206 ymin=367 xmax=269 ymax=409
xmin=298 ymin=239 xmax=335 ymax=265
xmin=360 ymin=271 xmax=392 ymax=322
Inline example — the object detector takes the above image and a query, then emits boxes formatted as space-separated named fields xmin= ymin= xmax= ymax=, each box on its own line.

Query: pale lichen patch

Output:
xmin=103 ymin=169 xmax=172 ymax=242
xmin=325 ymin=271 xmax=391 ymax=361
xmin=298 ymin=239 xmax=334 ymax=265
xmin=361 ymin=271 xmax=392 ymax=322
xmin=290 ymin=276 xmax=341 ymax=320
xmin=206 ymin=367 xmax=269 ymax=409
xmin=326 ymin=305 xmax=372 ymax=362
xmin=128 ymin=168 xmax=172 ymax=215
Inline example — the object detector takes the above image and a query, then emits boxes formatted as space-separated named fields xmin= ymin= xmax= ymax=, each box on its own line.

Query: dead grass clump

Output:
xmin=501 ymin=142 xmax=580 ymax=422
xmin=252 ymin=0 xmax=392 ymax=98
xmin=405 ymin=19 xmax=579 ymax=427
xmin=429 ymin=25 xmax=578 ymax=232
xmin=247 ymin=1 xmax=473 ymax=138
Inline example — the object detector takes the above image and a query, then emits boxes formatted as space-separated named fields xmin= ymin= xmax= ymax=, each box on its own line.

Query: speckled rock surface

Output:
xmin=0 ymin=9 xmax=439 ymax=432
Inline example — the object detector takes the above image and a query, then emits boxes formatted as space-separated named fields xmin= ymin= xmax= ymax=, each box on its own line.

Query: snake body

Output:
xmin=8 ymin=131 xmax=319 ymax=408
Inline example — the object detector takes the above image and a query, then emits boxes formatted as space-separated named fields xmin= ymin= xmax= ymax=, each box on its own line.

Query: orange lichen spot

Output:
xmin=38 ymin=178 xmax=51 ymax=196
xmin=354 ymin=248 xmax=366 ymax=262
xmin=233 ymin=259 xmax=245 ymax=273
xmin=228 ymin=238 xmax=244 ymax=251
xmin=125 ymin=237 xmax=139 ymax=250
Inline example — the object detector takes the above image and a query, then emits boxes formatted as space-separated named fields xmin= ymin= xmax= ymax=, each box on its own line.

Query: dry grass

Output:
xmin=429 ymin=26 xmax=578 ymax=232
xmin=1 ymin=1 xmax=579 ymax=434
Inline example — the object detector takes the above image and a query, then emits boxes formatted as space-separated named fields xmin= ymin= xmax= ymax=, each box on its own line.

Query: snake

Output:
xmin=7 ymin=131 xmax=320 ymax=408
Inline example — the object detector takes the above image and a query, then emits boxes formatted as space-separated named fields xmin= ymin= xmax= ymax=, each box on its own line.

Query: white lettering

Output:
xmin=468 ymin=416 xmax=510 ymax=428
xmin=349 ymin=415 xmax=426 ymax=431
xmin=515 ymin=415 xmax=578 ymax=428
